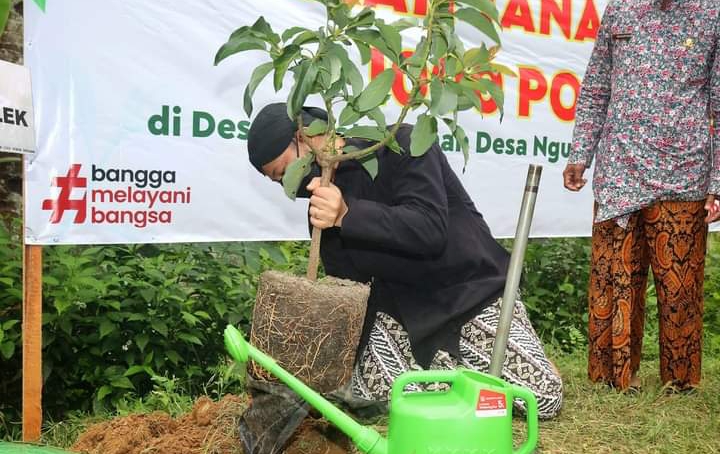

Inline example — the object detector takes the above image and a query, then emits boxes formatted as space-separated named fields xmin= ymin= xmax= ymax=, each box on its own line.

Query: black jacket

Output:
xmin=317 ymin=124 xmax=510 ymax=367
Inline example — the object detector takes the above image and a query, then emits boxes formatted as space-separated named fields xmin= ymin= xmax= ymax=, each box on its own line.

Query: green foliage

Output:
xmin=516 ymin=238 xmax=592 ymax=352
xmin=0 ymin=0 xmax=10 ymax=38
xmin=215 ymin=0 xmax=505 ymax=193
xmin=0 ymin=218 xmax=309 ymax=439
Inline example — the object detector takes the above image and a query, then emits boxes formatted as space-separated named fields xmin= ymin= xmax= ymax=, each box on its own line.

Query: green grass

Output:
xmin=34 ymin=350 xmax=720 ymax=453
xmin=533 ymin=349 xmax=720 ymax=454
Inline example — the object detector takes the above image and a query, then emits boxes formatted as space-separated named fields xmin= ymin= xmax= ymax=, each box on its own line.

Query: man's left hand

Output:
xmin=705 ymin=194 xmax=720 ymax=223
xmin=306 ymin=177 xmax=349 ymax=229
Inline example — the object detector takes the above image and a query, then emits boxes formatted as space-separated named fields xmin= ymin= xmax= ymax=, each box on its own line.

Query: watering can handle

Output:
xmin=390 ymin=369 xmax=460 ymax=403
xmin=511 ymin=385 xmax=539 ymax=454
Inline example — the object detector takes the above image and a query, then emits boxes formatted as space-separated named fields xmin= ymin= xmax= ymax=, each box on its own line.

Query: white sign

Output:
xmin=24 ymin=0 xmax=608 ymax=245
xmin=0 ymin=59 xmax=35 ymax=155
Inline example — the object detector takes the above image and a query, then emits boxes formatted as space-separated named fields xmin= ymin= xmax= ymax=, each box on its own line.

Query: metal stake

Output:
xmin=489 ymin=164 xmax=542 ymax=377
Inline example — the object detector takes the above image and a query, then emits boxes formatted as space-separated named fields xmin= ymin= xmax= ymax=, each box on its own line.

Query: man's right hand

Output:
xmin=563 ymin=163 xmax=588 ymax=191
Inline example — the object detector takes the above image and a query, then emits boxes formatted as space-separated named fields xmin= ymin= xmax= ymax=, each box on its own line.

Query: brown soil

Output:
xmin=70 ymin=395 xmax=353 ymax=454
xmin=251 ymin=271 xmax=369 ymax=393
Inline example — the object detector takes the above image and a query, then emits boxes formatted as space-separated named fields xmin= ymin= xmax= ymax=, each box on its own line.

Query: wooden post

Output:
xmin=22 ymin=156 xmax=43 ymax=441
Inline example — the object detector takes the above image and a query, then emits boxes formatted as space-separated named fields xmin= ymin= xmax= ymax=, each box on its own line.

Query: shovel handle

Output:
xmin=511 ymin=384 xmax=539 ymax=454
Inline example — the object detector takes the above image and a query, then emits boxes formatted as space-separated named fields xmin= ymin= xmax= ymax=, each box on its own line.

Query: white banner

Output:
xmin=24 ymin=0 xmax=608 ymax=245
xmin=0 ymin=59 xmax=35 ymax=155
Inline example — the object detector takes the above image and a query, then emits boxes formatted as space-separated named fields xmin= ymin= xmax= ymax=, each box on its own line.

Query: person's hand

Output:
xmin=306 ymin=177 xmax=349 ymax=229
xmin=563 ymin=163 xmax=588 ymax=191
xmin=705 ymin=194 xmax=720 ymax=223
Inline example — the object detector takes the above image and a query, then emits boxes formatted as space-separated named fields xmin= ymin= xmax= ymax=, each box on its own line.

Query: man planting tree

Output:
xmin=246 ymin=102 xmax=563 ymax=416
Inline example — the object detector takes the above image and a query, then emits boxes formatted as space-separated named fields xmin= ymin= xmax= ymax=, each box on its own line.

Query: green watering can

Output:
xmin=225 ymin=325 xmax=539 ymax=454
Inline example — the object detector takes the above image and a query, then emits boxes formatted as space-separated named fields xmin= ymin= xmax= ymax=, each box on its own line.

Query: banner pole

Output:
xmin=22 ymin=156 xmax=43 ymax=442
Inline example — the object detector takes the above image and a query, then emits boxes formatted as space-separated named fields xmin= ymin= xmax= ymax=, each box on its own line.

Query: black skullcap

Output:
xmin=247 ymin=102 xmax=328 ymax=172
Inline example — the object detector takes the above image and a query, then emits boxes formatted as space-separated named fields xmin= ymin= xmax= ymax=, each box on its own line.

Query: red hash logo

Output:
xmin=41 ymin=164 xmax=87 ymax=223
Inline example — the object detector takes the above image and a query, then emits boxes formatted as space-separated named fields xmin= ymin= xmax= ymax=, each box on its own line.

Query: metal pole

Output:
xmin=489 ymin=164 xmax=542 ymax=377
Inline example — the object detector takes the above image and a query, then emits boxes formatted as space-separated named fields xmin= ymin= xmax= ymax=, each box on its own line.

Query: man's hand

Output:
xmin=705 ymin=194 xmax=720 ymax=223
xmin=306 ymin=177 xmax=349 ymax=229
xmin=563 ymin=163 xmax=588 ymax=191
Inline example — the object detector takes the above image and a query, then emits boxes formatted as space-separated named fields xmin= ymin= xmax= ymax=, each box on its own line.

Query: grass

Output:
xmin=31 ymin=349 xmax=720 ymax=453
xmin=532 ymin=349 xmax=720 ymax=454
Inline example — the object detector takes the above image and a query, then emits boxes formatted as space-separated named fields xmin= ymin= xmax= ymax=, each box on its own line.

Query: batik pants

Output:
xmin=352 ymin=297 xmax=564 ymax=419
xmin=588 ymin=200 xmax=707 ymax=390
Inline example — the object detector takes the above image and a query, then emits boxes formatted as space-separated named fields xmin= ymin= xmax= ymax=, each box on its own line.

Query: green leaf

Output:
xmin=367 ymin=107 xmax=386 ymax=129
xmin=181 ymin=311 xmax=200 ymax=326
xmin=463 ymin=45 xmax=490 ymax=69
xmin=99 ymin=320 xmax=116 ymax=339
xmin=352 ymin=7 xmax=376 ymax=26
xmin=344 ymin=125 xmax=386 ymax=142
xmin=251 ymin=17 xmax=281 ymax=45
xmin=351 ymin=39 xmax=372 ymax=65
xmin=326 ymin=43 xmax=364 ymax=95
xmin=124 ymin=365 xmax=152 ymax=377
xmin=455 ymin=8 xmax=501 ymax=44
xmin=110 ymin=376 xmax=135 ymax=390
xmin=304 ymin=119 xmax=328 ymax=136
xmin=273 ymin=45 xmax=301 ymax=92
xmin=282 ymin=26 xmax=308 ymax=42
xmin=177 ymin=333 xmax=204 ymax=346
xmin=166 ymin=350 xmax=182 ymax=365
xmin=96 ymin=385 xmax=113 ymax=401
xmin=151 ymin=321 xmax=168 ymax=337
xmin=403 ymin=38 xmax=428 ymax=78
xmin=457 ymin=0 xmax=500 ymax=24
xmin=355 ymin=68 xmax=394 ymax=112
xmin=390 ymin=18 xmax=419 ymax=31
xmin=442 ymin=118 xmax=470 ymax=169
xmin=0 ymin=341 xmax=14 ymax=360
xmin=430 ymin=79 xmax=458 ymax=116
xmin=348 ymin=30 xmax=398 ymax=64
xmin=448 ymin=81 xmax=483 ymax=111
xmin=460 ymin=77 xmax=504 ymax=116
xmin=215 ymin=36 xmax=267 ymax=66
xmin=377 ymin=22 xmax=402 ymax=60
xmin=491 ymin=63 xmax=517 ymax=77
xmin=339 ymin=104 xmax=362 ymax=126
xmin=139 ymin=288 xmax=155 ymax=303
xmin=243 ymin=62 xmax=274 ymax=117
xmin=430 ymin=32 xmax=449 ymax=65
xmin=291 ymin=30 xmax=320 ymax=46
xmin=42 ymin=275 xmax=60 ymax=286
xmin=287 ymin=61 xmax=319 ymax=120
xmin=281 ymin=152 xmax=315 ymax=201
xmin=2 ymin=320 xmax=19 ymax=330
xmin=410 ymin=114 xmax=438 ymax=157
xmin=359 ymin=155 xmax=379 ymax=179
xmin=135 ymin=333 xmax=150 ymax=352
xmin=329 ymin=3 xmax=351 ymax=28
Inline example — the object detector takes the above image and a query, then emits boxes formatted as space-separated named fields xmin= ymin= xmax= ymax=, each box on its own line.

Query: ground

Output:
xmin=39 ymin=351 xmax=720 ymax=454
xmin=69 ymin=394 xmax=353 ymax=454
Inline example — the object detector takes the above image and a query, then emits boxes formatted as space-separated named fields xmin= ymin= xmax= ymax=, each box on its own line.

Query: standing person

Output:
xmin=564 ymin=0 xmax=720 ymax=391
xmin=246 ymin=102 xmax=564 ymax=420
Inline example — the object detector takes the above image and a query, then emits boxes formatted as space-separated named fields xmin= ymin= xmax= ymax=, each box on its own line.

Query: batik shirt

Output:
xmin=569 ymin=0 xmax=720 ymax=224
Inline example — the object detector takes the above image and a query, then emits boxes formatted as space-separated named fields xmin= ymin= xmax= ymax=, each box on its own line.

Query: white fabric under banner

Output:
xmin=24 ymin=0 xmax=610 ymax=245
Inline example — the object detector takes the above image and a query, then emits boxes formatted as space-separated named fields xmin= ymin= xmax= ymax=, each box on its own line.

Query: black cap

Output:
xmin=247 ymin=103 xmax=328 ymax=172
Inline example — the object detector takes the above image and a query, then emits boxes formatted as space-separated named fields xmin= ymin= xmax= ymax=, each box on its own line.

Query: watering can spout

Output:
xmin=224 ymin=325 xmax=388 ymax=454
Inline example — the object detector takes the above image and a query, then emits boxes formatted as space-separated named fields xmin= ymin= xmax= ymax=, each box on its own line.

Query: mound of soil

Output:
xmin=70 ymin=395 xmax=353 ymax=454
